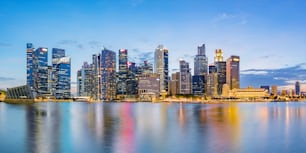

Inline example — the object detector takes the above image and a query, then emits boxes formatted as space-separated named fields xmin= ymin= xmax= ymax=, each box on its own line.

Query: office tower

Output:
xmin=126 ymin=62 xmax=138 ymax=95
xmin=81 ymin=62 xmax=93 ymax=97
xmin=194 ymin=44 xmax=208 ymax=75
xmin=76 ymin=70 xmax=83 ymax=96
xmin=91 ymin=54 xmax=101 ymax=100
xmin=52 ymin=48 xmax=71 ymax=99
xmin=33 ymin=47 xmax=49 ymax=95
xmin=26 ymin=43 xmax=35 ymax=90
xmin=207 ymin=64 xmax=218 ymax=97
xmin=117 ymin=49 xmax=128 ymax=95
xmin=138 ymin=61 xmax=153 ymax=74
xmin=295 ymin=81 xmax=300 ymax=95
xmin=192 ymin=75 xmax=205 ymax=95
xmin=138 ymin=73 xmax=160 ymax=96
xmin=179 ymin=60 xmax=191 ymax=94
xmin=171 ymin=72 xmax=180 ymax=95
xmin=214 ymin=49 xmax=226 ymax=95
xmin=101 ymin=48 xmax=116 ymax=100
xmin=226 ymin=55 xmax=240 ymax=90
xmin=47 ymin=66 xmax=53 ymax=94
xmin=154 ymin=45 xmax=169 ymax=92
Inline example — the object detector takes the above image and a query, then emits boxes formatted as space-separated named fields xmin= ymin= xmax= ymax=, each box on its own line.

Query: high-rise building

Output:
xmin=138 ymin=61 xmax=153 ymax=74
xmin=192 ymin=75 xmax=206 ymax=95
xmin=179 ymin=60 xmax=191 ymax=94
xmin=76 ymin=70 xmax=83 ymax=96
xmin=214 ymin=49 xmax=226 ymax=95
xmin=33 ymin=47 xmax=49 ymax=95
xmin=271 ymin=85 xmax=278 ymax=96
xmin=226 ymin=55 xmax=240 ymax=90
xmin=207 ymin=64 xmax=218 ymax=97
xmin=101 ymin=48 xmax=116 ymax=100
xmin=295 ymin=81 xmax=301 ymax=95
xmin=26 ymin=43 xmax=35 ymax=90
xmin=138 ymin=73 xmax=160 ymax=96
xmin=194 ymin=44 xmax=208 ymax=75
xmin=154 ymin=45 xmax=169 ymax=93
xmin=117 ymin=49 xmax=128 ymax=95
xmin=52 ymin=48 xmax=71 ymax=99
xmin=91 ymin=54 xmax=101 ymax=100
xmin=171 ymin=72 xmax=180 ymax=95
xmin=127 ymin=62 xmax=138 ymax=95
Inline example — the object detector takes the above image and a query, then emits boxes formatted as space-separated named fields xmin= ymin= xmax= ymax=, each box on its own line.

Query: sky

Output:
xmin=1 ymin=0 xmax=306 ymax=92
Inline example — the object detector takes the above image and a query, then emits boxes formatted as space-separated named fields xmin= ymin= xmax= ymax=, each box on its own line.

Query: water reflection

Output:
xmin=26 ymin=103 xmax=61 ymax=153
xmin=1 ymin=102 xmax=306 ymax=152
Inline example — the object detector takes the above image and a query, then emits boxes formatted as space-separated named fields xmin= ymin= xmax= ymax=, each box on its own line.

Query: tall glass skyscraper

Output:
xmin=101 ymin=48 xmax=116 ymax=100
xmin=194 ymin=44 xmax=208 ymax=75
xmin=226 ymin=55 xmax=240 ymax=90
xmin=26 ymin=43 xmax=34 ymax=90
xmin=33 ymin=47 xmax=49 ymax=95
xmin=179 ymin=59 xmax=191 ymax=94
xmin=214 ymin=49 xmax=226 ymax=95
xmin=117 ymin=49 xmax=128 ymax=95
xmin=154 ymin=45 xmax=169 ymax=92
xmin=52 ymin=48 xmax=71 ymax=99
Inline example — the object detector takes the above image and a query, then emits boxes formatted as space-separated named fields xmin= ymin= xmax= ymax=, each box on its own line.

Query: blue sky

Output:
xmin=1 ymin=0 xmax=306 ymax=90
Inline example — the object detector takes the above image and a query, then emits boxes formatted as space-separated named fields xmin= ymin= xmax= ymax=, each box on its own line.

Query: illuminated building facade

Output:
xmin=214 ymin=49 xmax=226 ymax=95
xmin=101 ymin=49 xmax=116 ymax=100
xmin=154 ymin=45 xmax=169 ymax=92
xmin=179 ymin=60 xmax=191 ymax=94
xmin=138 ymin=61 xmax=153 ymax=74
xmin=171 ymin=72 xmax=180 ymax=95
xmin=127 ymin=62 xmax=138 ymax=95
xmin=226 ymin=55 xmax=240 ymax=89
xmin=192 ymin=75 xmax=206 ymax=95
xmin=52 ymin=48 xmax=71 ymax=99
xmin=295 ymin=81 xmax=300 ymax=95
xmin=138 ymin=73 xmax=160 ymax=96
xmin=207 ymin=64 xmax=218 ymax=97
xmin=117 ymin=49 xmax=128 ymax=95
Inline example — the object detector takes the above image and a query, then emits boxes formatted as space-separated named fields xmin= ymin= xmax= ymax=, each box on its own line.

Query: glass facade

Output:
xmin=117 ymin=49 xmax=128 ymax=95
xmin=26 ymin=43 xmax=34 ymax=90
xmin=101 ymin=49 xmax=116 ymax=100
xmin=33 ymin=47 xmax=49 ymax=95
xmin=154 ymin=45 xmax=169 ymax=92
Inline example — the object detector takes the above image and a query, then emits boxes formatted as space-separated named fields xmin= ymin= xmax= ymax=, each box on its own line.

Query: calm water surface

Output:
xmin=1 ymin=102 xmax=306 ymax=153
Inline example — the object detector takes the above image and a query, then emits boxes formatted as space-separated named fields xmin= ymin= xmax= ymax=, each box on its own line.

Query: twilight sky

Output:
xmin=1 ymin=0 xmax=306 ymax=91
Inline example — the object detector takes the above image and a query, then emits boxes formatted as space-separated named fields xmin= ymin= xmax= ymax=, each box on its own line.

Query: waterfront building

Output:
xmin=52 ymin=48 xmax=71 ymax=99
xmin=127 ymin=62 xmax=138 ymax=95
xmin=138 ymin=73 xmax=160 ymax=97
xmin=192 ymin=75 xmax=206 ymax=95
xmin=194 ymin=44 xmax=208 ymax=76
xmin=154 ymin=45 xmax=169 ymax=92
xmin=47 ymin=66 xmax=53 ymax=95
xmin=101 ymin=48 xmax=116 ymax=100
xmin=138 ymin=61 xmax=153 ymax=74
xmin=78 ymin=62 xmax=93 ymax=97
xmin=6 ymin=85 xmax=34 ymax=99
xmin=229 ymin=86 xmax=269 ymax=99
xmin=271 ymin=85 xmax=278 ymax=96
xmin=171 ymin=72 xmax=180 ymax=96
xmin=90 ymin=54 xmax=101 ymax=100
xmin=33 ymin=47 xmax=49 ymax=96
xmin=214 ymin=49 xmax=226 ymax=95
xmin=26 ymin=43 xmax=35 ymax=90
xmin=226 ymin=55 xmax=240 ymax=89
xmin=117 ymin=49 xmax=128 ymax=95
xmin=179 ymin=59 xmax=191 ymax=94
xmin=76 ymin=70 xmax=83 ymax=96
xmin=295 ymin=81 xmax=301 ymax=96
xmin=207 ymin=64 xmax=218 ymax=97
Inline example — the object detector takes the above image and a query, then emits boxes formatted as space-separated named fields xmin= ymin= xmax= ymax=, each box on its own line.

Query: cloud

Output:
xmin=213 ymin=12 xmax=248 ymax=25
xmin=0 ymin=77 xmax=15 ymax=81
xmin=241 ymin=63 xmax=306 ymax=88
xmin=0 ymin=42 xmax=11 ymax=47
xmin=57 ymin=40 xmax=84 ymax=50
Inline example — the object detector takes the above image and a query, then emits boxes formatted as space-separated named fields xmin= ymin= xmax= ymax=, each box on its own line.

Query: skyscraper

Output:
xmin=26 ymin=43 xmax=34 ymax=90
xmin=214 ymin=49 xmax=226 ymax=95
xmin=179 ymin=59 xmax=191 ymax=94
xmin=52 ymin=48 xmax=71 ymax=99
xmin=117 ymin=49 xmax=128 ymax=95
xmin=194 ymin=44 xmax=208 ymax=75
xmin=295 ymin=81 xmax=301 ymax=96
xmin=207 ymin=64 xmax=218 ymax=97
xmin=101 ymin=48 xmax=116 ymax=100
xmin=33 ymin=47 xmax=49 ymax=95
xmin=226 ymin=55 xmax=240 ymax=90
xmin=154 ymin=45 xmax=169 ymax=93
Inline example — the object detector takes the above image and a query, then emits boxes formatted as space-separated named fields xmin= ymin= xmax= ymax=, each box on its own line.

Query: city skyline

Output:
xmin=1 ymin=0 xmax=306 ymax=91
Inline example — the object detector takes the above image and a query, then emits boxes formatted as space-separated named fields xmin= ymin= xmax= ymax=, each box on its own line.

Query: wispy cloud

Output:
xmin=213 ymin=12 xmax=248 ymax=25
xmin=0 ymin=42 xmax=11 ymax=47
xmin=57 ymin=40 xmax=84 ymax=50
xmin=0 ymin=77 xmax=15 ymax=81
